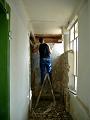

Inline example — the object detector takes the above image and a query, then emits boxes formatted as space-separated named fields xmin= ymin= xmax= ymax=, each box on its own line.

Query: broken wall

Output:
xmin=31 ymin=41 xmax=70 ymax=111
xmin=53 ymin=51 xmax=70 ymax=112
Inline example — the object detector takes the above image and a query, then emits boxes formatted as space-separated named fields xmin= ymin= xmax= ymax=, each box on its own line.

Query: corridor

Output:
xmin=0 ymin=0 xmax=90 ymax=120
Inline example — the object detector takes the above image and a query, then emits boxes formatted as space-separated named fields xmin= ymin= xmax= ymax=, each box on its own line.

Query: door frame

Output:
xmin=0 ymin=0 xmax=10 ymax=119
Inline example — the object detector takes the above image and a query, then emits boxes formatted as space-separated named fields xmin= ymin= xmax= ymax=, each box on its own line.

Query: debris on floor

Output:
xmin=29 ymin=99 xmax=73 ymax=120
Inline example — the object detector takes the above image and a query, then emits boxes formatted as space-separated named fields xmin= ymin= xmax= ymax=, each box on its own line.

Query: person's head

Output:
xmin=39 ymin=37 xmax=44 ymax=43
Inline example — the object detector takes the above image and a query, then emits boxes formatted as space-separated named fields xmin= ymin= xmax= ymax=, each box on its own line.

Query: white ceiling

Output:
xmin=22 ymin=0 xmax=81 ymax=34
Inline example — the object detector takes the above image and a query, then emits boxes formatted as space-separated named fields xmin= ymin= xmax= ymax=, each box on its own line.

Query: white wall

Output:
xmin=50 ymin=43 xmax=64 ymax=65
xmin=64 ymin=34 xmax=69 ymax=52
xmin=70 ymin=93 xmax=90 ymax=120
xmin=6 ymin=0 xmax=32 ymax=120
xmin=78 ymin=0 xmax=90 ymax=110
xmin=69 ymin=0 xmax=90 ymax=120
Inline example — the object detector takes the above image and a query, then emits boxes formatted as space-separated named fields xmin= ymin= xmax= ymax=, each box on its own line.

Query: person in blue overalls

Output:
xmin=39 ymin=37 xmax=52 ymax=85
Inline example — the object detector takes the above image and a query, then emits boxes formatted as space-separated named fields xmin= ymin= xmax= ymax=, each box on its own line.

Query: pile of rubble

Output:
xmin=29 ymin=100 xmax=73 ymax=120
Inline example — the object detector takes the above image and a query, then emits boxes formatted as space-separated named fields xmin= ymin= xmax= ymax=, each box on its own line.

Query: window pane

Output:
xmin=70 ymin=40 xmax=74 ymax=50
xmin=74 ymin=39 xmax=76 ymax=75
xmin=75 ymin=22 xmax=78 ymax=38
xmin=70 ymin=26 xmax=74 ymax=41
xmin=75 ymin=76 xmax=77 ymax=91
xmin=71 ymin=40 xmax=74 ymax=49
xmin=70 ymin=42 xmax=72 ymax=49
xmin=68 ymin=52 xmax=74 ymax=91
xmin=76 ymin=37 xmax=78 ymax=75
xmin=68 ymin=74 xmax=75 ymax=91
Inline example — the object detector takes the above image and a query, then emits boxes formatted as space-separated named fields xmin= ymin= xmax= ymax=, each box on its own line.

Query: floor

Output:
xmin=29 ymin=98 xmax=73 ymax=120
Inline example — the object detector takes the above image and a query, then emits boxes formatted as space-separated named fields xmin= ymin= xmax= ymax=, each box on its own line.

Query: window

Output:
xmin=69 ymin=20 xmax=78 ymax=92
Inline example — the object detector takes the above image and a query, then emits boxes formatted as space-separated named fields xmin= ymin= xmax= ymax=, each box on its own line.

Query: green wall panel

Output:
xmin=0 ymin=2 xmax=10 ymax=120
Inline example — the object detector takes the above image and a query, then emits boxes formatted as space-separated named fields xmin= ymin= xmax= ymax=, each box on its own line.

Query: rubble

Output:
xmin=30 ymin=49 xmax=73 ymax=119
xmin=29 ymin=99 xmax=73 ymax=120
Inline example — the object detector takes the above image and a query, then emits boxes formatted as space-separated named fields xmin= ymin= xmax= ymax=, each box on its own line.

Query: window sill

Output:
xmin=69 ymin=89 xmax=77 ymax=96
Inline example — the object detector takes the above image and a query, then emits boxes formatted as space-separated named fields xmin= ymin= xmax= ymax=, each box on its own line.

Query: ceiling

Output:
xmin=22 ymin=0 xmax=81 ymax=34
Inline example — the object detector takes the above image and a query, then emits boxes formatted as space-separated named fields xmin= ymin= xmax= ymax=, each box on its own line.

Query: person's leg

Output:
xmin=40 ymin=58 xmax=45 ymax=85
xmin=45 ymin=58 xmax=52 ymax=84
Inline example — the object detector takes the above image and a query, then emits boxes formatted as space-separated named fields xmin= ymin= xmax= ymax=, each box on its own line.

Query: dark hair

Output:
xmin=39 ymin=37 xmax=43 ymax=43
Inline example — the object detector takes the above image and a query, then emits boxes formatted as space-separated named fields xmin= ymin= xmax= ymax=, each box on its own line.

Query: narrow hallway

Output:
xmin=1 ymin=0 xmax=90 ymax=120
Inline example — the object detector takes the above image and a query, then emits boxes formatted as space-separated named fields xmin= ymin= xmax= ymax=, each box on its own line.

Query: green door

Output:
xmin=0 ymin=2 xmax=10 ymax=120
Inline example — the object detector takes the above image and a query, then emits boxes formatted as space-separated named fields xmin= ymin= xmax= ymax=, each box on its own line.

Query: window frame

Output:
xmin=68 ymin=20 xmax=78 ymax=93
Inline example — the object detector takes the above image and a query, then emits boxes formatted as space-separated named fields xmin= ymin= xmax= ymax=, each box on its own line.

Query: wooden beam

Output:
xmin=35 ymin=34 xmax=62 ymax=43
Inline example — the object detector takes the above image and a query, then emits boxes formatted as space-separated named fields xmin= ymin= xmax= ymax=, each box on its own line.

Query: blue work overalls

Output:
xmin=40 ymin=56 xmax=52 ymax=85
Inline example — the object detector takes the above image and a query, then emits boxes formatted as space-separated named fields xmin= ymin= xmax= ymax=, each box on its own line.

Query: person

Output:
xmin=39 ymin=37 xmax=52 ymax=85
